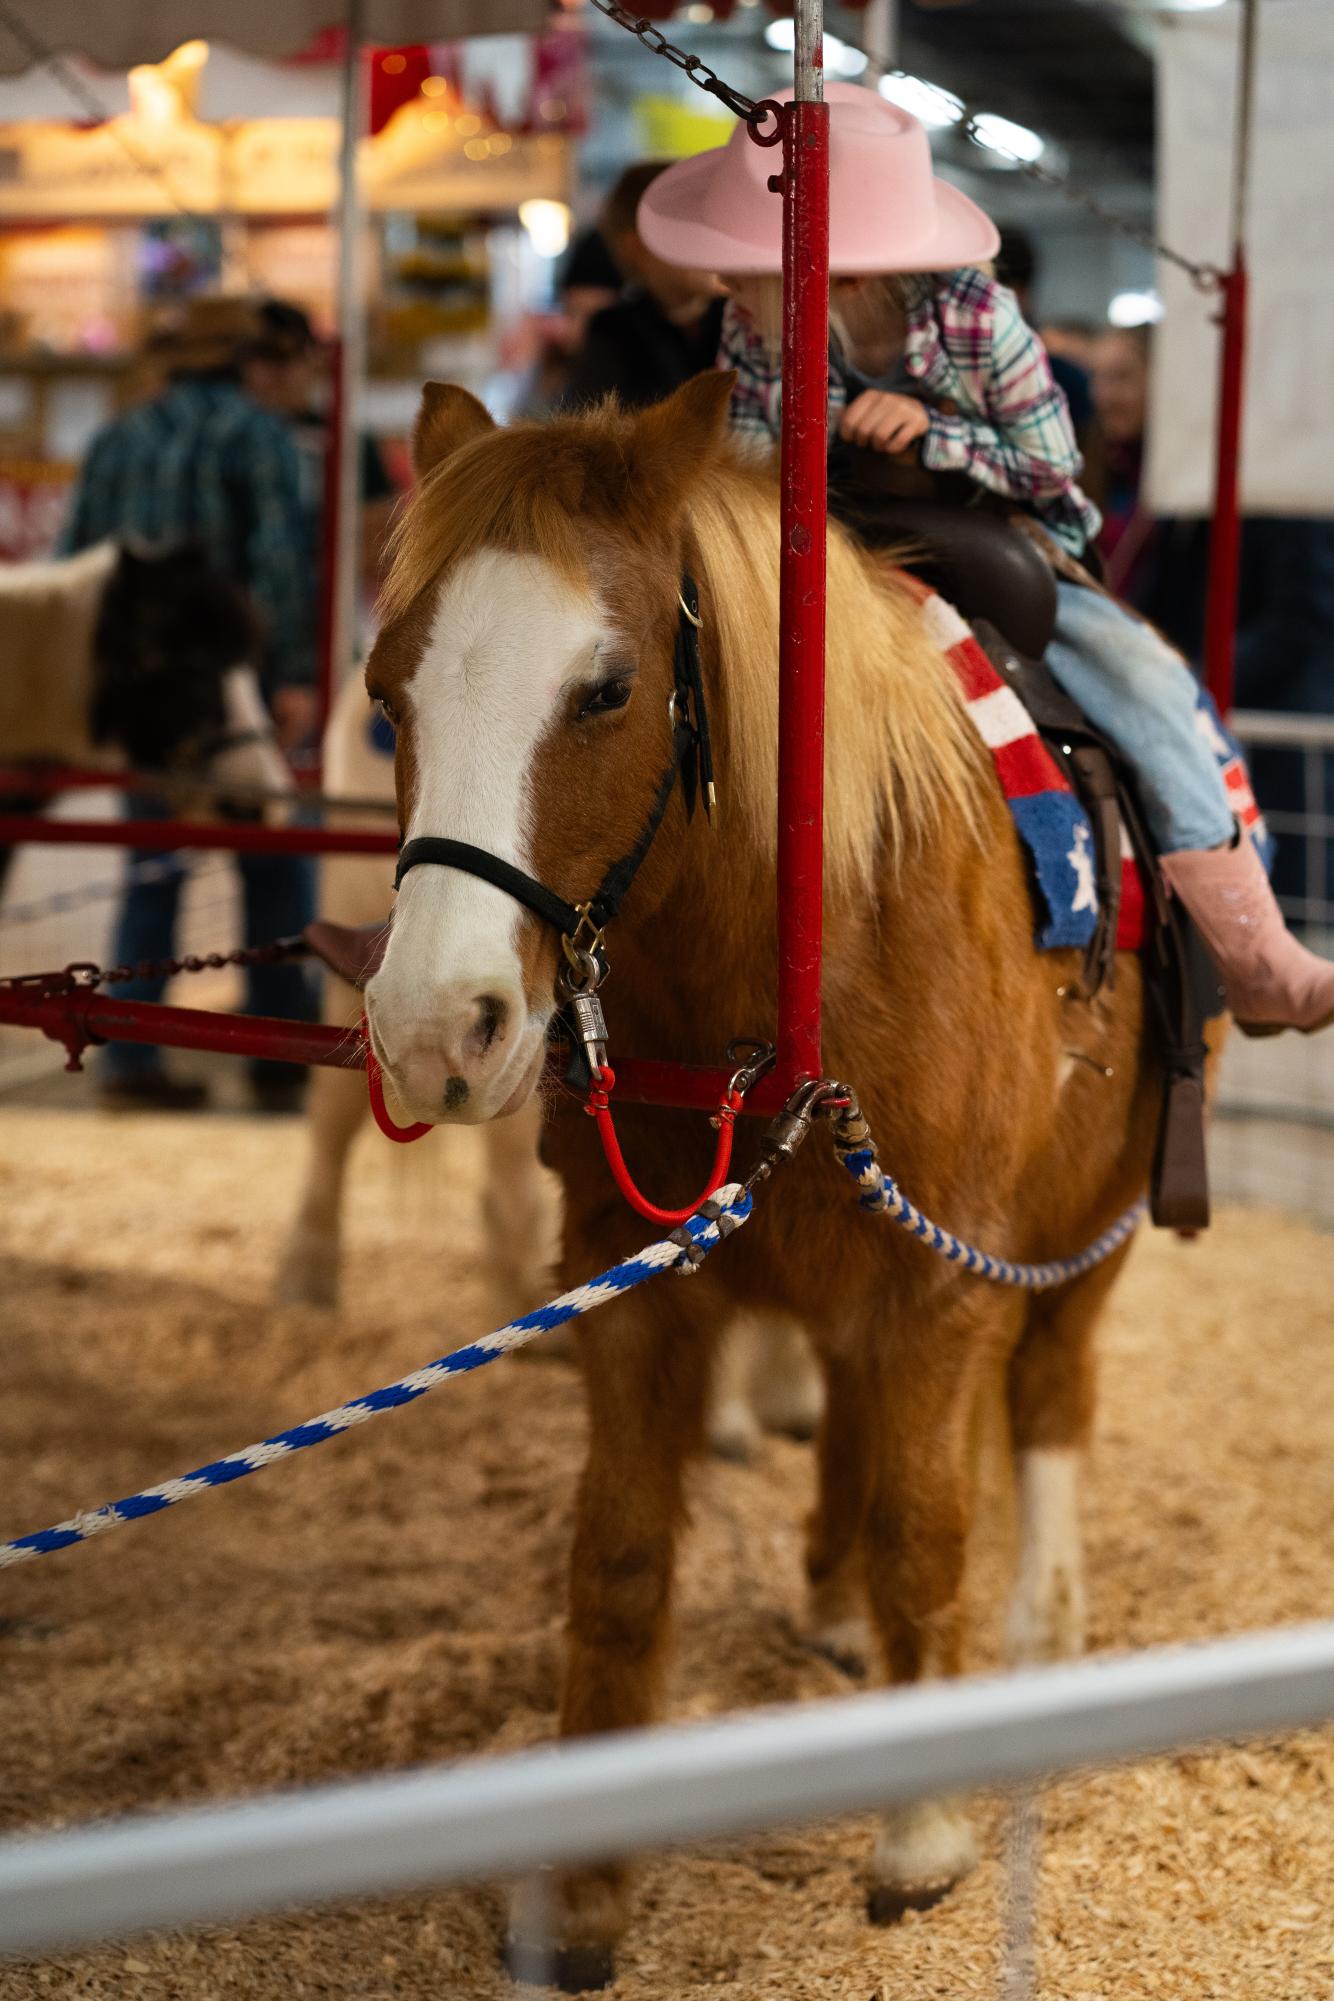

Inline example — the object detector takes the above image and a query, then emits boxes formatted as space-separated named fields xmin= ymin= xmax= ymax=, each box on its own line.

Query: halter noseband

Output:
xmin=393 ymin=571 xmax=714 ymax=993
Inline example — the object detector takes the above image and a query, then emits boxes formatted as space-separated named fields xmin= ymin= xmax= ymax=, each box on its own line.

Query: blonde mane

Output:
xmin=380 ymin=411 xmax=984 ymax=900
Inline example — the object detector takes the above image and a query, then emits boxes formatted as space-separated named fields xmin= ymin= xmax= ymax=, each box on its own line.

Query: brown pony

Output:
xmin=363 ymin=373 xmax=1159 ymax=1987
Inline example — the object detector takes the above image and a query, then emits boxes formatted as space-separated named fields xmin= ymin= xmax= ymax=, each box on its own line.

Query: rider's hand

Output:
xmin=838 ymin=390 xmax=930 ymax=456
xmin=270 ymin=685 xmax=320 ymax=751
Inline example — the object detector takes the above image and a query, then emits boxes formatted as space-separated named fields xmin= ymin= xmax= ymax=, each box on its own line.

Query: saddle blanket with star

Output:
xmin=916 ymin=588 xmax=1267 ymax=954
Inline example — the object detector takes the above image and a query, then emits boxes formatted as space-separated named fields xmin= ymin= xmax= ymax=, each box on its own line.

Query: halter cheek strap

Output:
xmin=393 ymin=571 xmax=711 ymax=980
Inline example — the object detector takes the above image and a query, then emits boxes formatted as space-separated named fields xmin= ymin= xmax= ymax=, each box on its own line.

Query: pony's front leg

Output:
xmin=274 ymin=979 xmax=365 ymax=1307
xmin=508 ymin=1284 xmax=712 ymax=1992
xmin=1005 ymin=1244 xmax=1130 ymax=1664
xmin=861 ymin=1292 xmax=1002 ymax=1924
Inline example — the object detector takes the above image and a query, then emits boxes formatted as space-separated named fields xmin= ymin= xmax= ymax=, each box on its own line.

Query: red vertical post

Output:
xmin=774 ymin=19 xmax=830 ymax=1091
xmin=1202 ymin=261 xmax=1247 ymax=718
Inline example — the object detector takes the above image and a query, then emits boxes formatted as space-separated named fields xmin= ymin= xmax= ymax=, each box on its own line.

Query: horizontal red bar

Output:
xmin=0 ymin=765 xmax=345 ymax=800
xmin=0 ymin=816 xmax=399 ymax=858
xmin=0 ymin=989 xmax=796 ymax=1116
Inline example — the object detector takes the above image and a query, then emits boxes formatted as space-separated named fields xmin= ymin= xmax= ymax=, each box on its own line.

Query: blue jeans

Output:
xmin=102 ymin=796 xmax=315 ymax=1083
xmin=1046 ymin=581 xmax=1235 ymax=855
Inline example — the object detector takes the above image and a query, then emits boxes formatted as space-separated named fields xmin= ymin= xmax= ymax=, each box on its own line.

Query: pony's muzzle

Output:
xmin=366 ymin=977 xmax=527 ymax=1124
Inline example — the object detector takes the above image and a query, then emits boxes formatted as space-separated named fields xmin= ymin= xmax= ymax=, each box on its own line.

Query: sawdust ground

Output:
xmin=0 ymin=1107 xmax=1332 ymax=2000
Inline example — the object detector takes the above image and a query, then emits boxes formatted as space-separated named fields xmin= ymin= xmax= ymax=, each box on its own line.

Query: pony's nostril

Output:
xmin=467 ymin=994 xmax=508 ymax=1060
xmin=443 ymin=1076 xmax=470 ymax=1112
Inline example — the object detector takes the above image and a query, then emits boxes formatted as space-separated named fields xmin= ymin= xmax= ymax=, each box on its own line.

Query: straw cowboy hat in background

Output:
xmin=637 ymin=82 xmax=1000 ymax=275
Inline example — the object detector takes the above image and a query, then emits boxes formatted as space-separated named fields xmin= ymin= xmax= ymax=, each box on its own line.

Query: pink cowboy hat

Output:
xmin=637 ymin=82 xmax=999 ymax=276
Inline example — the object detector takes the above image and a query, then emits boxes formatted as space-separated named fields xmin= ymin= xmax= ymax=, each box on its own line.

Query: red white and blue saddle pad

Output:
xmin=915 ymin=588 xmax=1268 ymax=953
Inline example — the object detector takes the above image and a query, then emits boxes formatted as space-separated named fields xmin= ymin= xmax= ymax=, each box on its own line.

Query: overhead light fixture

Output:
xmin=1108 ymin=290 xmax=1164 ymax=327
xmin=763 ymin=19 xmax=868 ymax=78
xmin=519 ymin=199 xmax=573 ymax=261
xmin=877 ymin=73 xmax=963 ymax=128
xmin=969 ymin=111 xmax=1045 ymax=165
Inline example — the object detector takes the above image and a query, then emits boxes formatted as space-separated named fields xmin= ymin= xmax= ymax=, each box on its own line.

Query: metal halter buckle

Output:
xmin=560 ymin=903 xmax=609 ymax=996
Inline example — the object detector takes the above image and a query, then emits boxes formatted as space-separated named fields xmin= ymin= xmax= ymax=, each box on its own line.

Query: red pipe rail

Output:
xmin=0 ymin=816 xmax=398 ymax=859
xmin=0 ymin=982 xmax=796 ymax=1116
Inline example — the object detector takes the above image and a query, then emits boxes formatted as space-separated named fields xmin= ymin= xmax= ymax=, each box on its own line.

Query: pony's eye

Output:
xmin=579 ymin=677 xmax=634 ymax=719
xmin=374 ymin=696 xmax=397 ymax=725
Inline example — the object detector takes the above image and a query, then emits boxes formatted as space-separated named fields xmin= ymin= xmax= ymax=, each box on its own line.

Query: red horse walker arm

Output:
xmin=585 ymin=1064 xmax=744 ymax=1228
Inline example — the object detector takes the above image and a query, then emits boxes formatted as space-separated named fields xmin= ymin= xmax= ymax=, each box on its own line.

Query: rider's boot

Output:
xmin=1161 ymin=832 xmax=1334 ymax=1037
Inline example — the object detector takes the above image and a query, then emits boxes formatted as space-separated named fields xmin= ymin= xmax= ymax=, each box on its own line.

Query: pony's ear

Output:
xmin=412 ymin=382 xmax=495 ymax=480
xmin=627 ymin=371 xmax=736 ymax=508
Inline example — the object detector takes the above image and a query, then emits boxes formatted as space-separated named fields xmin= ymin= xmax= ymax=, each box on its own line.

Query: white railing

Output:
xmin=0 ymin=1622 xmax=1332 ymax=1960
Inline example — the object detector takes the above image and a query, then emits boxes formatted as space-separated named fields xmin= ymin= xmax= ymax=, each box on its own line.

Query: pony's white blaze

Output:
xmin=368 ymin=547 xmax=606 ymax=1125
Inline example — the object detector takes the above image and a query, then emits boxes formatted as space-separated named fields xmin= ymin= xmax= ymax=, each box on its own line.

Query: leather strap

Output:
xmin=393 ymin=571 xmax=709 ymax=949
xmin=395 ymin=838 xmax=582 ymax=934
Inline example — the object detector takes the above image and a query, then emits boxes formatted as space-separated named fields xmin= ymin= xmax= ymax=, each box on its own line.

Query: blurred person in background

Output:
xmin=244 ymin=298 xmax=401 ymax=603
xmin=60 ymin=294 xmax=319 ymax=1113
xmin=502 ymin=226 xmax=622 ymax=417
xmin=994 ymin=227 xmax=1096 ymax=448
xmin=1090 ymin=324 xmax=1156 ymax=600
xmin=562 ymin=162 xmax=726 ymax=412
xmin=1091 ymin=324 xmax=1334 ymax=926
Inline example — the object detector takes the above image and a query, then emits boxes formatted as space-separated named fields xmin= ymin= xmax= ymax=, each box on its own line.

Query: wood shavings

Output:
xmin=0 ymin=1107 xmax=1331 ymax=1998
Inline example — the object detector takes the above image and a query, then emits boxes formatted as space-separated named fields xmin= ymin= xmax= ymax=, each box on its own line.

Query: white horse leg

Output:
xmin=749 ymin=1313 xmax=824 ymax=1439
xmin=275 ymin=982 xmax=367 ymax=1308
xmin=479 ymin=1097 xmax=561 ymax=1322
xmin=707 ymin=1316 xmax=765 ymax=1462
xmin=1005 ymin=1447 xmax=1086 ymax=1664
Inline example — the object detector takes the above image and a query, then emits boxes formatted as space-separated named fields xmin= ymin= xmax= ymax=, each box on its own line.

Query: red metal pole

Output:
xmin=774 ymin=10 xmax=830 ymax=1092
xmin=1202 ymin=259 xmax=1247 ymax=717
xmin=0 ymin=816 xmax=398 ymax=858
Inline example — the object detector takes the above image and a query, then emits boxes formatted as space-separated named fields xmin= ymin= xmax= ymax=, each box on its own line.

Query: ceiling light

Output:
xmin=763 ymin=20 xmax=868 ymax=78
xmin=1108 ymin=290 xmax=1164 ymax=327
xmin=519 ymin=199 xmax=572 ymax=260
xmin=969 ymin=112 xmax=1045 ymax=165
xmin=877 ymin=73 xmax=963 ymax=128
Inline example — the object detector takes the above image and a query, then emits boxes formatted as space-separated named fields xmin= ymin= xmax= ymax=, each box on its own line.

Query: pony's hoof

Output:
xmin=505 ymin=1937 xmax=616 ymax=1992
xmin=273 ymin=1237 xmax=339 ymax=1310
xmin=867 ymin=1798 xmax=977 ymax=1926
xmin=707 ymin=1400 xmax=762 ymax=1464
xmin=867 ymin=1878 xmax=957 ymax=1925
xmin=805 ymin=1616 xmax=872 ymax=1678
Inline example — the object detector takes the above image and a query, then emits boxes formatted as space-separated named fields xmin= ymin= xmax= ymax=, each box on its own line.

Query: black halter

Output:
xmin=394 ymin=572 xmax=714 ymax=986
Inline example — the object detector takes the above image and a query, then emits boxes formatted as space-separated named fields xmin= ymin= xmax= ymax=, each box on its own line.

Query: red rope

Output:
xmin=361 ymin=1013 xmax=433 ymax=1144
xmin=586 ymin=1063 xmax=742 ymax=1227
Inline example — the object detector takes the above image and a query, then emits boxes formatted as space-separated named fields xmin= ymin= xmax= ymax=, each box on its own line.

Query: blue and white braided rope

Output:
xmin=0 ymin=1187 xmax=751 ymax=1572
xmin=837 ymin=1146 xmax=1146 ymax=1291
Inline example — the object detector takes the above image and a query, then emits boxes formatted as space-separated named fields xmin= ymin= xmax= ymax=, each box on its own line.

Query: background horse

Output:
xmin=363 ymin=372 xmax=1160 ymax=1987
xmin=0 ymin=540 xmax=291 ymax=885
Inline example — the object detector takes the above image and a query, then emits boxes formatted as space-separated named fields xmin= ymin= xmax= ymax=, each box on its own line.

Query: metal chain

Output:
xmin=0 ymin=938 xmax=311 ymax=996
xmin=586 ymin=0 xmax=771 ymax=128
xmin=836 ymin=33 xmax=1220 ymax=291
xmin=587 ymin=0 xmax=1218 ymax=290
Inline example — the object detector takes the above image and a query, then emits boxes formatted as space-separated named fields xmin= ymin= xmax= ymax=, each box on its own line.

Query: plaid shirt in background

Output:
xmin=718 ymin=268 xmax=1102 ymax=558
xmin=60 ymin=376 xmax=316 ymax=692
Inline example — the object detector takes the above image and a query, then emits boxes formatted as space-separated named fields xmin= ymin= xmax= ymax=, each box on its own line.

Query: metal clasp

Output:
xmin=560 ymin=903 xmax=608 ymax=995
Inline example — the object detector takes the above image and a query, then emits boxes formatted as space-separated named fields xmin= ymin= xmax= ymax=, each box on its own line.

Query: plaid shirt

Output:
xmin=719 ymin=268 xmax=1101 ymax=557
xmin=60 ymin=376 xmax=316 ymax=690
